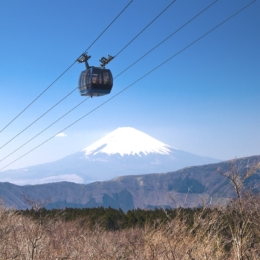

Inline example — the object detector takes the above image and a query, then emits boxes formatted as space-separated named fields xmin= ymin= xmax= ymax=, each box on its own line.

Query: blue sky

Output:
xmin=0 ymin=0 xmax=259 ymax=170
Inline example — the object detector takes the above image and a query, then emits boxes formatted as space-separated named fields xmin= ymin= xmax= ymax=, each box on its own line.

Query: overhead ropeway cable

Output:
xmin=0 ymin=0 xmax=256 ymax=171
xmin=0 ymin=0 xmax=216 ymax=155
xmin=0 ymin=0 xmax=134 ymax=135
xmin=114 ymin=0 xmax=218 ymax=79
xmin=0 ymin=0 xmax=176 ymax=150
xmin=0 ymin=87 xmax=78 ymax=150
xmin=0 ymin=97 xmax=90 ymax=164
xmin=112 ymin=0 xmax=177 ymax=59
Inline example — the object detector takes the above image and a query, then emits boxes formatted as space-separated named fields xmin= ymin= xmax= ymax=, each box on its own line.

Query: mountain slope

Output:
xmin=83 ymin=127 xmax=172 ymax=156
xmin=1 ymin=155 xmax=259 ymax=210
xmin=0 ymin=127 xmax=219 ymax=185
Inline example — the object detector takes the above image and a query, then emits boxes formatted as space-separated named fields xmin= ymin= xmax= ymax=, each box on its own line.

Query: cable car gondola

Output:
xmin=77 ymin=54 xmax=113 ymax=97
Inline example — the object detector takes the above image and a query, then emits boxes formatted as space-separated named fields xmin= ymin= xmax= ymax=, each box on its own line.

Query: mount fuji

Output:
xmin=0 ymin=127 xmax=220 ymax=185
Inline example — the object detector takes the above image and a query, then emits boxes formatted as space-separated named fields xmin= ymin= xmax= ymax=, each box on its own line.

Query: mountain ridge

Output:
xmin=0 ymin=127 xmax=219 ymax=185
xmin=0 ymin=155 xmax=259 ymax=210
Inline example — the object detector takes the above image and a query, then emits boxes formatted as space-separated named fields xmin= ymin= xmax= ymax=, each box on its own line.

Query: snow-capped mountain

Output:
xmin=83 ymin=127 xmax=172 ymax=156
xmin=0 ymin=127 xmax=220 ymax=185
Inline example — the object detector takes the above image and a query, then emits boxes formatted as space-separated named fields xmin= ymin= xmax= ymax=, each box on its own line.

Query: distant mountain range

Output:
xmin=1 ymin=155 xmax=259 ymax=211
xmin=0 ymin=127 xmax=219 ymax=185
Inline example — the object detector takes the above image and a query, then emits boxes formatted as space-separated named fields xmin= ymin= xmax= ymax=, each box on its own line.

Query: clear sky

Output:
xmin=0 ymin=0 xmax=259 ymax=171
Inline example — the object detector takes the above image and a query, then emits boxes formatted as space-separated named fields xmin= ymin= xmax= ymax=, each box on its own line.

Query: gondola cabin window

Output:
xmin=86 ymin=70 xmax=91 ymax=88
xmin=79 ymin=71 xmax=87 ymax=92
xmin=92 ymin=73 xmax=99 ymax=84
xmin=103 ymin=71 xmax=110 ymax=84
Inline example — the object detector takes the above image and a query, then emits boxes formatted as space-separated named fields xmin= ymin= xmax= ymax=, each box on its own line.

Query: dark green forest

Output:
xmin=17 ymin=207 xmax=209 ymax=231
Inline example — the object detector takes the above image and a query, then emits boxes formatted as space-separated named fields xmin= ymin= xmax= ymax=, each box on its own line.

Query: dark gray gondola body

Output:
xmin=78 ymin=67 xmax=113 ymax=97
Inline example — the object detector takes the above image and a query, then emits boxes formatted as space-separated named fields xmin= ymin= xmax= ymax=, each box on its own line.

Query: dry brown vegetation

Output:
xmin=0 ymin=160 xmax=260 ymax=259
xmin=0 ymin=205 xmax=227 ymax=259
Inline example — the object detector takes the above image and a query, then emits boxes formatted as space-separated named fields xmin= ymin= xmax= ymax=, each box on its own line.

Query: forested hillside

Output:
xmin=0 ymin=156 xmax=260 ymax=210
xmin=0 ymin=157 xmax=260 ymax=258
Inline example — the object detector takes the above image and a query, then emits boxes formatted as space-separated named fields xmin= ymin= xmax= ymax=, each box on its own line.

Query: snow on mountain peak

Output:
xmin=83 ymin=127 xmax=174 ymax=157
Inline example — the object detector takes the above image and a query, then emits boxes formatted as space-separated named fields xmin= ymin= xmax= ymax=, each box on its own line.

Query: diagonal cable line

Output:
xmin=0 ymin=87 xmax=78 ymax=150
xmin=114 ymin=0 xmax=176 ymax=58
xmin=82 ymin=0 xmax=134 ymax=56
xmin=0 ymin=0 xmax=255 ymax=171
xmin=0 ymin=0 xmax=173 ymax=149
xmin=114 ymin=0 xmax=218 ymax=79
xmin=0 ymin=0 xmax=175 ymax=150
xmin=0 ymin=97 xmax=90 ymax=164
xmin=0 ymin=62 xmax=76 ymax=135
xmin=0 ymin=0 xmax=133 ymax=135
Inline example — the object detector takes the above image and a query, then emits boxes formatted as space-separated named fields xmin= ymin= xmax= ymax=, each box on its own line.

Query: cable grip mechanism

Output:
xmin=77 ymin=53 xmax=91 ymax=69
xmin=100 ymin=54 xmax=114 ymax=68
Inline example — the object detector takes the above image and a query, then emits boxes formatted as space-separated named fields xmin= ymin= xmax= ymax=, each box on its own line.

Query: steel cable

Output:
xmin=0 ymin=0 xmax=256 ymax=170
xmin=114 ymin=0 xmax=218 ymax=79
xmin=0 ymin=0 xmax=174 ymax=149
xmin=0 ymin=0 xmax=134 ymax=134
xmin=113 ymin=0 xmax=176 ymax=58
xmin=0 ymin=97 xmax=90 ymax=164
xmin=0 ymin=87 xmax=78 ymax=150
